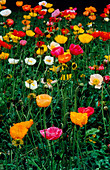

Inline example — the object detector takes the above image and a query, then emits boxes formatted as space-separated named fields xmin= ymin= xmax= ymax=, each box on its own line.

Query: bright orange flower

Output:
xmin=22 ymin=20 xmax=31 ymax=25
xmin=89 ymin=15 xmax=96 ymax=20
xmin=70 ymin=112 xmax=88 ymax=127
xmin=22 ymin=4 xmax=31 ymax=11
xmin=58 ymin=53 xmax=71 ymax=63
xmin=10 ymin=119 xmax=33 ymax=140
xmin=16 ymin=1 xmax=23 ymax=7
xmin=83 ymin=10 xmax=89 ymax=16
xmin=36 ymin=94 xmax=52 ymax=107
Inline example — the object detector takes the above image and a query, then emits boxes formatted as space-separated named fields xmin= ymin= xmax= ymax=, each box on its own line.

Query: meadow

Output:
xmin=0 ymin=1 xmax=110 ymax=169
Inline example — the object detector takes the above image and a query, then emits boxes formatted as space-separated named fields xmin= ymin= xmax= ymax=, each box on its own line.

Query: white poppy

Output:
xmin=44 ymin=56 xmax=54 ymax=65
xmin=0 ymin=9 xmax=12 ymax=17
xmin=8 ymin=58 xmax=19 ymax=64
xmin=25 ymin=57 xmax=36 ymax=65
xmin=25 ymin=79 xmax=38 ymax=90
xmin=47 ymin=41 xmax=60 ymax=50
xmin=0 ymin=35 xmax=3 ymax=41
xmin=38 ymin=1 xmax=47 ymax=6
xmin=89 ymin=74 xmax=103 ymax=89
xmin=104 ymin=18 xmax=109 ymax=22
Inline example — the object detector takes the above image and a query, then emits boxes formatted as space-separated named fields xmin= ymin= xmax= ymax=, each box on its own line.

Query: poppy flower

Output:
xmin=60 ymin=74 xmax=72 ymax=80
xmin=36 ymin=45 xmax=48 ymax=55
xmin=38 ymin=1 xmax=47 ymax=6
xmin=40 ymin=126 xmax=62 ymax=140
xmin=25 ymin=79 xmax=38 ymax=90
xmin=0 ymin=0 xmax=6 ymax=5
xmin=44 ymin=56 xmax=54 ymax=65
xmin=70 ymin=112 xmax=88 ymax=127
xmin=12 ymin=30 xmax=26 ymax=37
xmin=36 ymin=41 xmax=45 ymax=48
xmin=72 ymin=62 xmax=77 ymax=70
xmin=16 ymin=1 xmax=23 ymax=7
xmin=8 ymin=58 xmax=19 ymax=64
xmin=51 ymin=9 xmax=60 ymax=17
xmin=58 ymin=52 xmax=71 ymax=63
xmin=26 ymin=30 xmax=35 ymax=37
xmin=22 ymin=20 xmax=31 ymax=26
xmin=47 ymin=41 xmax=60 ymax=51
xmin=0 ymin=9 xmax=11 ymax=17
xmin=22 ymin=4 xmax=31 ymax=11
xmin=10 ymin=119 xmax=33 ymax=140
xmin=0 ymin=40 xmax=12 ymax=49
xmin=103 ymin=75 xmax=110 ymax=84
xmin=19 ymin=40 xmax=27 ymax=46
xmin=36 ymin=94 xmax=52 ymax=107
xmin=89 ymin=74 xmax=103 ymax=89
xmin=88 ymin=15 xmax=96 ymax=20
xmin=69 ymin=44 xmax=83 ymax=55
xmin=0 ymin=52 xmax=9 ymax=60
xmin=25 ymin=57 xmax=36 ymax=65
xmin=6 ymin=19 xmax=14 ymax=27
xmin=12 ymin=139 xmax=24 ymax=147
xmin=51 ymin=46 xmax=64 ymax=58
xmin=78 ymin=33 xmax=93 ymax=43
xmin=78 ymin=107 xmax=94 ymax=117
xmin=33 ymin=5 xmax=42 ymax=13
xmin=54 ymin=35 xmax=68 ymax=44
xmin=104 ymin=55 xmax=110 ymax=62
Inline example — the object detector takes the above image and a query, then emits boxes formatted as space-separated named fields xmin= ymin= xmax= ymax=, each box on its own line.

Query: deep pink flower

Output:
xmin=103 ymin=75 xmax=110 ymax=84
xmin=51 ymin=46 xmax=64 ymax=58
xmin=40 ymin=127 xmax=63 ymax=140
xmin=19 ymin=40 xmax=27 ymax=46
xmin=69 ymin=44 xmax=83 ymax=55
xmin=78 ymin=107 xmax=94 ymax=117
xmin=51 ymin=9 xmax=60 ymax=18
xmin=88 ymin=64 xmax=104 ymax=71
xmin=38 ymin=15 xmax=44 ymax=19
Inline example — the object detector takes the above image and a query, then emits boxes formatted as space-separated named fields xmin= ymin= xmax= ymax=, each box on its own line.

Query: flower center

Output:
xmin=46 ymin=59 xmax=51 ymax=62
xmin=92 ymin=78 xmax=100 ymax=85
xmin=26 ymin=79 xmax=34 ymax=84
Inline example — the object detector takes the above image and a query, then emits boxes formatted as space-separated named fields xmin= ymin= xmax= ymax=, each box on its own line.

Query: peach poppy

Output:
xmin=10 ymin=119 xmax=33 ymax=140
xmin=16 ymin=1 xmax=23 ymax=7
xmin=83 ymin=10 xmax=89 ymax=16
xmin=22 ymin=4 xmax=31 ymax=11
xmin=36 ymin=94 xmax=52 ymax=107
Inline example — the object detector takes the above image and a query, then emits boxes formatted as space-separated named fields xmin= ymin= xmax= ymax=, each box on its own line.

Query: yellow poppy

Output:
xmin=54 ymin=35 xmax=68 ymax=44
xmin=78 ymin=33 xmax=93 ymax=43
xmin=45 ymin=3 xmax=53 ymax=8
xmin=104 ymin=55 xmax=110 ymax=62
xmin=48 ymin=8 xmax=54 ymax=13
xmin=0 ymin=52 xmax=9 ymax=59
xmin=36 ymin=45 xmax=48 ymax=55
xmin=26 ymin=30 xmax=35 ymax=37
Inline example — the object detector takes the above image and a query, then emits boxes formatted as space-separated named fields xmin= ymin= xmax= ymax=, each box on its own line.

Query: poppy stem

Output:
xmin=74 ymin=86 xmax=79 ymax=112
xmin=101 ymin=85 xmax=107 ymax=133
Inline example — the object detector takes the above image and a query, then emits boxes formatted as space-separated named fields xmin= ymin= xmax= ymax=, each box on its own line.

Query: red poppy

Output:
xmin=78 ymin=107 xmax=94 ymax=117
xmin=6 ymin=19 xmax=14 ymax=27
xmin=12 ymin=30 xmax=26 ymax=37
xmin=22 ymin=4 xmax=31 ymax=11
xmin=61 ymin=28 xmax=69 ymax=35
xmin=0 ymin=40 xmax=12 ymax=49
xmin=33 ymin=5 xmax=42 ymax=13
xmin=36 ymin=41 xmax=45 ymax=48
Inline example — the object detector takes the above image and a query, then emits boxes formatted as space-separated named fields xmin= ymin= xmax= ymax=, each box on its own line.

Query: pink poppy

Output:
xmin=34 ymin=27 xmax=43 ymax=35
xmin=69 ymin=44 xmax=83 ymax=55
xmin=19 ymin=40 xmax=27 ymax=46
xmin=40 ymin=127 xmax=63 ymax=140
xmin=51 ymin=46 xmax=64 ymax=58
xmin=103 ymin=75 xmax=110 ymax=84
xmin=51 ymin=9 xmax=60 ymax=18
xmin=78 ymin=107 xmax=94 ymax=117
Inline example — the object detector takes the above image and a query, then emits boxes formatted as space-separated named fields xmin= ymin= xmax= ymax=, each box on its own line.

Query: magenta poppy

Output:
xmin=51 ymin=46 xmax=64 ymax=58
xmin=40 ymin=127 xmax=63 ymax=140
xmin=69 ymin=44 xmax=83 ymax=55
xmin=19 ymin=40 xmax=27 ymax=46
xmin=78 ymin=107 xmax=94 ymax=117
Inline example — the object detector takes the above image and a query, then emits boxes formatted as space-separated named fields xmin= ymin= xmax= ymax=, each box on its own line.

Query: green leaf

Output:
xmin=27 ymin=159 xmax=41 ymax=169
xmin=86 ymin=128 xmax=100 ymax=137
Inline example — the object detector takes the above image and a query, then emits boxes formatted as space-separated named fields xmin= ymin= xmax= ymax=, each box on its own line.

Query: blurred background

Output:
xmin=5 ymin=0 xmax=110 ymax=14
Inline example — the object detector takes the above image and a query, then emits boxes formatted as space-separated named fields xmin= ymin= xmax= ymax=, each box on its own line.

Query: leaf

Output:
xmin=27 ymin=159 xmax=41 ymax=169
xmin=86 ymin=128 xmax=99 ymax=137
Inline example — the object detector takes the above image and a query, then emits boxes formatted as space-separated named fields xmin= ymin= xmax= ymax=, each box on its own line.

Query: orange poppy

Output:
xmin=83 ymin=10 xmax=89 ymax=16
xmin=16 ymin=1 xmax=23 ymax=7
xmin=10 ymin=119 xmax=33 ymax=140
xmin=36 ymin=94 xmax=52 ymax=107
xmin=22 ymin=20 xmax=31 ymax=25
xmin=33 ymin=5 xmax=42 ymax=13
xmin=22 ymin=4 xmax=31 ymax=11
xmin=58 ymin=53 xmax=71 ymax=63
xmin=88 ymin=15 xmax=96 ymax=20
